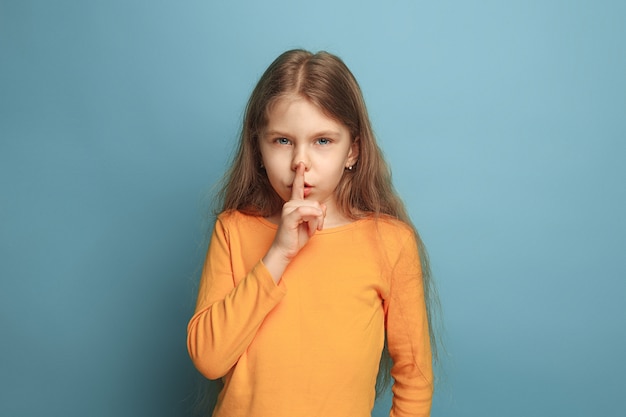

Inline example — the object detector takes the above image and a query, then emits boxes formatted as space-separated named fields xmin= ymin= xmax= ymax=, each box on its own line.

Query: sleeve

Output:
xmin=186 ymin=216 xmax=286 ymax=380
xmin=385 ymin=231 xmax=434 ymax=417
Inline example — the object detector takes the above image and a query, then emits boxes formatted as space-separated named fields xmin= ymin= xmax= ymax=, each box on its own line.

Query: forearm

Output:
xmin=187 ymin=261 xmax=285 ymax=379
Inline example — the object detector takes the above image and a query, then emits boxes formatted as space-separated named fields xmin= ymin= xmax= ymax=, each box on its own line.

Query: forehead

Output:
xmin=264 ymin=95 xmax=348 ymax=135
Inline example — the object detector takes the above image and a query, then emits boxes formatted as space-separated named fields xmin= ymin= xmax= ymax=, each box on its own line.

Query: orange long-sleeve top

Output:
xmin=187 ymin=210 xmax=433 ymax=417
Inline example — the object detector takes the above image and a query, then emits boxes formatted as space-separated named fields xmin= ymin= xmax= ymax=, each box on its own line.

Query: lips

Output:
xmin=303 ymin=184 xmax=312 ymax=198
xmin=288 ymin=183 xmax=313 ymax=198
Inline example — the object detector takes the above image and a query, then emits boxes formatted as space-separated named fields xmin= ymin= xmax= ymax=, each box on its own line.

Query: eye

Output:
xmin=316 ymin=137 xmax=331 ymax=145
xmin=275 ymin=137 xmax=291 ymax=145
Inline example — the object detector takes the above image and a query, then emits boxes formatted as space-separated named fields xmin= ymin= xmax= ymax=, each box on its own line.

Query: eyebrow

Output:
xmin=263 ymin=130 xmax=342 ymax=138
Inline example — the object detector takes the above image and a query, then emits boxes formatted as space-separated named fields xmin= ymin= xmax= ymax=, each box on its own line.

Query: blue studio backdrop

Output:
xmin=1 ymin=1 xmax=625 ymax=416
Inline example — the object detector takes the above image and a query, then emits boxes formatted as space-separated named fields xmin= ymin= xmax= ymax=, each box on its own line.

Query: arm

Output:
xmin=187 ymin=217 xmax=286 ymax=380
xmin=386 ymin=232 xmax=434 ymax=417
xmin=188 ymin=164 xmax=325 ymax=379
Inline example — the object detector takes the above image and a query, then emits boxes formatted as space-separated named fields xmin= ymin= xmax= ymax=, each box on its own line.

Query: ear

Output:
xmin=347 ymin=136 xmax=360 ymax=167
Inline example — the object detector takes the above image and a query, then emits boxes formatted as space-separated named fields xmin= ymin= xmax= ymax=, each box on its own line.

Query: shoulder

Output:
xmin=217 ymin=210 xmax=260 ymax=227
xmin=364 ymin=215 xmax=415 ymax=241
xmin=215 ymin=210 xmax=275 ymax=237
xmin=357 ymin=216 xmax=420 ymax=266
xmin=216 ymin=209 xmax=244 ymax=225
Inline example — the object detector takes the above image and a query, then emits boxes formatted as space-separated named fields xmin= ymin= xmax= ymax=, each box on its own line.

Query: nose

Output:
xmin=291 ymin=146 xmax=310 ymax=171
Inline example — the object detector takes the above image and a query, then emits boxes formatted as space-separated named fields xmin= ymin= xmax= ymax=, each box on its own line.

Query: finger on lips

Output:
xmin=291 ymin=162 xmax=305 ymax=201
xmin=287 ymin=163 xmax=327 ymax=234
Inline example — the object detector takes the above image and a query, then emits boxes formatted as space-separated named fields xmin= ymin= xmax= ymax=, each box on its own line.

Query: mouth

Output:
xmin=288 ymin=182 xmax=313 ymax=188
xmin=288 ymin=183 xmax=313 ymax=198
xmin=303 ymin=184 xmax=312 ymax=197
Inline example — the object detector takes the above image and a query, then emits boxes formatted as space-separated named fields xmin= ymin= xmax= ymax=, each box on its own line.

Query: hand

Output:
xmin=262 ymin=163 xmax=326 ymax=282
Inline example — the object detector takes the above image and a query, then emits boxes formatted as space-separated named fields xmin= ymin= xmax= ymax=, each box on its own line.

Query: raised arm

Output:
xmin=187 ymin=218 xmax=286 ymax=379
xmin=188 ymin=164 xmax=326 ymax=380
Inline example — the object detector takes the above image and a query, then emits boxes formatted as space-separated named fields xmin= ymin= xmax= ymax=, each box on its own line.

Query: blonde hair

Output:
xmin=215 ymin=49 xmax=440 ymax=395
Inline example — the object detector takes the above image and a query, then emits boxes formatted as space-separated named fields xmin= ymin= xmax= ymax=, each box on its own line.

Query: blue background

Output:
xmin=1 ymin=1 xmax=625 ymax=416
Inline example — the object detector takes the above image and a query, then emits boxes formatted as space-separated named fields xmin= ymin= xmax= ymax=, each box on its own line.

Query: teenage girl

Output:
xmin=187 ymin=49 xmax=437 ymax=417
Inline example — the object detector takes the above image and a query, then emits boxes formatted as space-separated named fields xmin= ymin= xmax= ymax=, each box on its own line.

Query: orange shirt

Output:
xmin=187 ymin=211 xmax=433 ymax=417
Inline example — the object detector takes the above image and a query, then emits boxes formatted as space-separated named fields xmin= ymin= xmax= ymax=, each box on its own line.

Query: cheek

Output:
xmin=262 ymin=156 xmax=288 ymax=185
xmin=263 ymin=154 xmax=288 ymax=173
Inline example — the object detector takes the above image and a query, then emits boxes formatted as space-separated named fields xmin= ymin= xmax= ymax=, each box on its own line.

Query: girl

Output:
xmin=187 ymin=49 xmax=438 ymax=417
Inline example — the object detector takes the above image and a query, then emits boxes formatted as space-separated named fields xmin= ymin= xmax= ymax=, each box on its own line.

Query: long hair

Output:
xmin=215 ymin=49 xmax=440 ymax=396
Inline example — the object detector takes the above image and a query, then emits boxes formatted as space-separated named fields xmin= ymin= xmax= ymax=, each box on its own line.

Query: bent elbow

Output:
xmin=190 ymin=355 xmax=229 ymax=381
xmin=187 ymin=327 xmax=232 ymax=380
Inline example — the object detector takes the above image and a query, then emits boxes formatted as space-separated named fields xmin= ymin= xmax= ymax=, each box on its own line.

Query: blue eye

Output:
xmin=317 ymin=138 xmax=331 ymax=145
xmin=276 ymin=137 xmax=290 ymax=145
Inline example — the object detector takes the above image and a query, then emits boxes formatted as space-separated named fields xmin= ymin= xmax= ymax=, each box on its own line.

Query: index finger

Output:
xmin=291 ymin=162 xmax=305 ymax=201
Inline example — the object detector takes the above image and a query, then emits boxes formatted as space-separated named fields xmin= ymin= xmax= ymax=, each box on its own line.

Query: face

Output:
xmin=259 ymin=95 xmax=359 ymax=222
